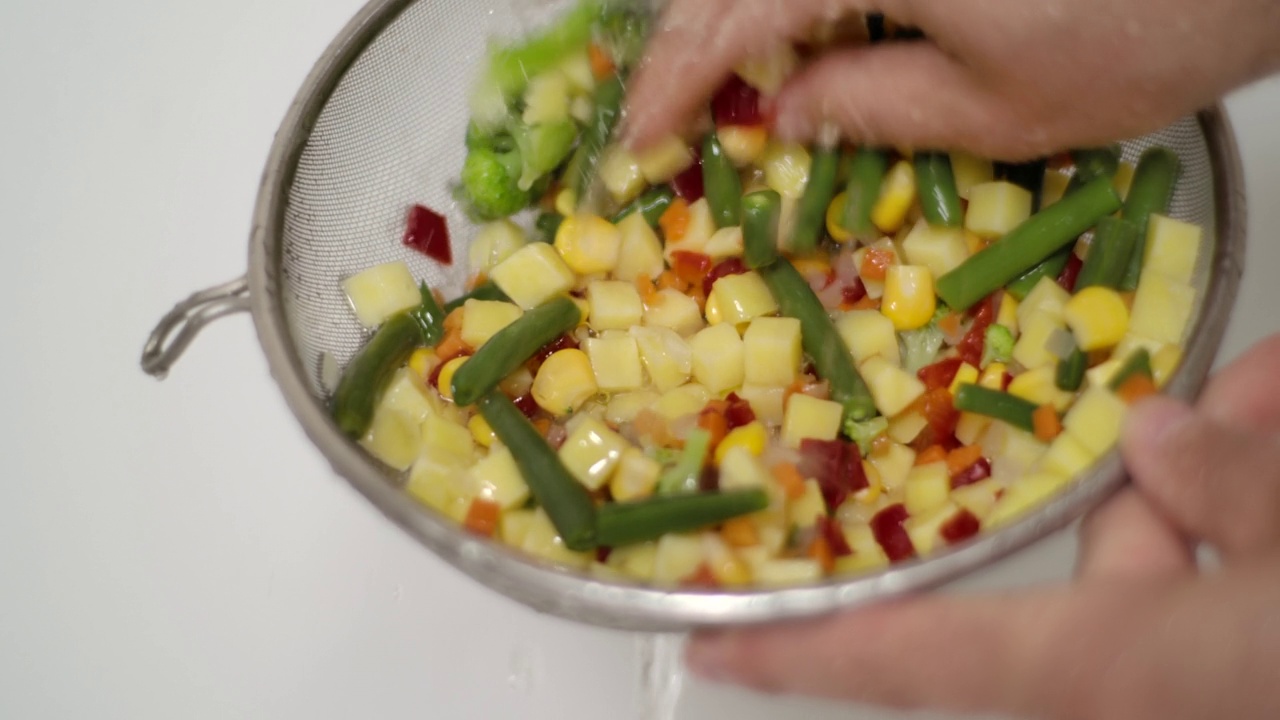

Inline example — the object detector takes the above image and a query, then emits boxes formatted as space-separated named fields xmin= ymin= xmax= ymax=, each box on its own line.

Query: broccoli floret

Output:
xmin=981 ymin=324 xmax=1016 ymax=367
xmin=844 ymin=416 xmax=889 ymax=456
xmin=656 ymin=428 xmax=711 ymax=495
xmin=900 ymin=324 xmax=946 ymax=375
xmin=459 ymin=146 xmax=532 ymax=221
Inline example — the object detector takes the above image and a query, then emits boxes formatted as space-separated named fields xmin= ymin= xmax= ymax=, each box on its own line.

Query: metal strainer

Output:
xmin=142 ymin=0 xmax=1246 ymax=631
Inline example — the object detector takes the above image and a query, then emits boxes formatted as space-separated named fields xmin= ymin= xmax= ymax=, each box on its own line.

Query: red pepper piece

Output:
xmin=403 ymin=205 xmax=452 ymax=265
xmin=871 ymin=503 xmax=916 ymax=563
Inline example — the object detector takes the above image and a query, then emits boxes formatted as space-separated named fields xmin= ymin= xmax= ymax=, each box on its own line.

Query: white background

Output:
xmin=2 ymin=0 xmax=1278 ymax=718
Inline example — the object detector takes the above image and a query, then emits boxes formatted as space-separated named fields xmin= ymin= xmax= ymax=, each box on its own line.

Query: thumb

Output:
xmin=771 ymin=43 xmax=1046 ymax=160
xmin=1122 ymin=396 xmax=1280 ymax=559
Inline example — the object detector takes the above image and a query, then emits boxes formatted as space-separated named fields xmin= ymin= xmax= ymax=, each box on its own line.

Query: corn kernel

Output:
xmin=949 ymin=363 xmax=980 ymax=396
xmin=532 ymin=348 xmax=598 ymax=416
xmin=554 ymin=214 xmax=622 ymax=275
xmin=636 ymin=135 xmax=696 ymax=184
xmin=978 ymin=363 xmax=1007 ymax=390
xmin=1063 ymin=286 xmax=1130 ymax=351
xmin=997 ymin=293 xmax=1020 ymax=334
xmin=715 ymin=422 xmax=768 ymax=466
xmin=882 ymin=265 xmax=937 ymax=331
xmin=599 ymin=146 xmax=647 ymax=205
xmin=718 ymin=125 xmax=769 ymax=166
xmin=490 ymin=243 xmax=576 ymax=310
xmin=468 ymin=414 xmax=496 ymax=447
xmin=690 ymin=323 xmax=746 ymax=394
xmin=743 ymin=316 xmax=802 ymax=386
xmin=584 ymin=334 xmax=645 ymax=392
xmin=826 ymin=192 xmax=854 ymax=243
xmin=559 ymin=417 xmax=631 ymax=490
xmin=782 ymin=394 xmax=844 ymax=447
xmin=761 ymin=141 xmax=812 ymax=199
xmin=408 ymin=348 xmax=439 ymax=381
xmin=460 ymin=299 xmax=523 ymax=349
xmin=1152 ymin=344 xmax=1183 ymax=387
xmin=871 ymin=160 xmax=916 ymax=234
xmin=436 ymin=356 xmax=468 ymax=401
xmin=342 ymin=261 xmax=421 ymax=328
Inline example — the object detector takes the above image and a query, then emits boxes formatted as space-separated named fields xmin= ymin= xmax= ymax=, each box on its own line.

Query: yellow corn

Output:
xmin=881 ymin=265 xmax=936 ymax=331
xmin=825 ymin=192 xmax=854 ymax=243
xmin=1063 ymin=286 xmax=1129 ymax=351
xmin=436 ymin=356 xmax=468 ymax=401
xmin=408 ymin=348 xmax=438 ymax=380
xmin=468 ymin=414 xmax=496 ymax=447
xmin=554 ymin=213 xmax=622 ymax=275
xmin=949 ymin=362 xmax=980 ymax=396
xmin=717 ymin=126 xmax=769 ymax=167
xmin=979 ymin=362 xmax=1006 ymax=390
xmin=531 ymin=348 xmax=598 ymax=416
xmin=714 ymin=422 xmax=768 ymax=466
xmin=856 ymin=461 xmax=883 ymax=506
xmin=871 ymin=160 xmax=916 ymax=234
xmin=997 ymin=293 xmax=1020 ymax=333
xmin=1152 ymin=344 xmax=1183 ymax=388
xmin=555 ymin=187 xmax=577 ymax=216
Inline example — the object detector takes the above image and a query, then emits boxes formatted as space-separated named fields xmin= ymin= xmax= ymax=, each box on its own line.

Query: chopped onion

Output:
xmin=1046 ymin=327 xmax=1078 ymax=361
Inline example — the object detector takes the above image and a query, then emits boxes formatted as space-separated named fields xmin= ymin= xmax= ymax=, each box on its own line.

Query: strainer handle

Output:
xmin=141 ymin=276 xmax=251 ymax=379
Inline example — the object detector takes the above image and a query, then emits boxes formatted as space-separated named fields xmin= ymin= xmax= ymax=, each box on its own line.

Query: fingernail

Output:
xmin=685 ymin=633 xmax=735 ymax=682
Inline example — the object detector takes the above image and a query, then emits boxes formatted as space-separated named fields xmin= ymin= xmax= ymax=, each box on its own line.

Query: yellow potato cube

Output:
xmin=1086 ymin=358 xmax=1123 ymax=390
xmin=490 ymin=242 xmax=577 ymax=309
xmin=869 ymin=441 xmax=916 ymax=492
xmin=406 ymin=458 xmax=466 ymax=516
xmin=499 ymin=508 xmax=537 ymax=547
xmin=613 ymin=212 xmax=665 ymax=282
xmin=1144 ymin=214 xmax=1202 ymax=285
xmin=606 ymin=542 xmax=658 ymax=582
xmin=652 ymin=533 xmax=706 ymax=585
xmin=1041 ymin=169 xmax=1071 ymax=208
xmin=1064 ymin=286 xmax=1130 ymax=351
xmin=629 ymin=326 xmax=692 ymax=392
xmin=604 ymin=390 xmax=660 ymax=425
xmin=906 ymin=502 xmax=964 ymax=555
xmin=557 ymin=51 xmax=594 ymax=92
xmin=1113 ymin=161 xmax=1137 ymax=200
xmin=978 ymin=363 xmax=1007 ymax=390
xmin=954 ymin=411 xmax=991 ymax=446
xmin=689 ymin=323 xmax=746 ymax=394
xmin=708 ymin=272 xmax=778 ymax=327
xmin=965 ymin=181 xmax=1033 ymax=239
xmin=1113 ymin=334 xmax=1165 ymax=363
xmin=904 ymin=462 xmax=951 ymax=516
xmin=521 ymin=508 xmax=592 ymax=569
xmin=901 ymin=218 xmax=970 ymax=278
xmin=598 ymin=146 xmax=646 ymax=205
xmin=1007 ymin=365 xmax=1075 ymax=411
xmin=836 ymin=310 xmax=901 ymax=366
xmin=664 ymin=198 xmax=718 ymax=262
xmin=1013 ymin=311 xmax=1068 ymax=370
xmin=1035 ymin=431 xmax=1097 ymax=480
xmin=558 ymin=417 xmax=631 ymax=491
xmin=469 ymin=446 xmax=529 ymax=510
xmin=987 ymin=472 xmax=1071 ymax=529
xmin=718 ymin=125 xmax=770 ymax=166
xmin=754 ymin=559 xmax=824 ymax=587
xmin=737 ymin=384 xmax=787 ymax=426
xmin=521 ymin=71 xmax=570 ymax=125
xmin=554 ymin=213 xmax=622 ymax=275
xmin=460 ymin=299 xmax=523 ymax=349
xmin=872 ymin=160 xmax=917 ymax=234
xmin=341 ymin=261 xmax=421 ymax=328
xmin=950 ymin=151 xmax=995 ymax=199
xmin=636 ymin=135 xmax=695 ymax=184
xmin=587 ymin=280 xmax=643 ymax=331
xmin=420 ymin=414 xmax=476 ymax=468
xmin=609 ymin=447 xmax=662 ymax=502
xmin=642 ymin=287 xmax=705 ymax=336
xmin=888 ymin=411 xmax=928 ymax=445
xmin=532 ymin=348 xmax=598 ymax=416
xmin=652 ymin=383 xmax=711 ymax=421
xmin=836 ymin=524 xmax=889 ymax=574
xmin=1129 ymin=272 xmax=1197 ymax=345
xmin=1017 ymin=276 xmax=1071 ymax=325
xmin=788 ymin=479 xmax=828 ymax=529
xmin=359 ymin=406 xmax=421 ymax=471
xmin=1152 ymin=344 xmax=1184 ymax=388
xmin=1063 ymin=386 xmax=1128 ymax=455
xmin=761 ymin=141 xmax=812 ymax=199
xmin=703 ymin=225 xmax=746 ymax=260
xmin=743 ymin=317 xmax=802 ymax=386
xmin=380 ymin=367 xmax=436 ymax=425
xmin=584 ymin=334 xmax=645 ymax=393
xmin=782 ymin=393 xmax=844 ymax=447
xmin=882 ymin=265 xmax=937 ymax=331
xmin=468 ymin=220 xmax=527 ymax=274
xmin=719 ymin=445 xmax=772 ymax=490
xmin=860 ymin=355 xmax=927 ymax=417
xmin=951 ymin=478 xmax=1002 ymax=521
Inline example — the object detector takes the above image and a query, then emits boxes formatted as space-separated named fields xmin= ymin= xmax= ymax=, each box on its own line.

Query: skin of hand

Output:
xmin=622 ymin=0 xmax=1280 ymax=160
xmin=685 ymin=335 xmax=1280 ymax=720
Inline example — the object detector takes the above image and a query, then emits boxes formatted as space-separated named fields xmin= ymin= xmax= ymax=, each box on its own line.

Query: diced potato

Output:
xmin=469 ymin=445 xmax=529 ymax=510
xmin=905 ymin=502 xmax=963 ymax=555
xmin=735 ymin=43 xmax=800 ymax=95
xmin=342 ymin=261 xmax=421 ymax=328
xmin=652 ymin=383 xmax=712 ymax=421
xmin=1064 ymin=287 xmax=1129 ymax=351
xmin=1035 ymin=431 xmax=1097 ymax=480
xmin=1113 ymin=334 xmax=1166 ymax=363
xmin=737 ymin=384 xmax=787 ymax=426
xmin=1041 ymin=169 xmax=1071 ymax=208
xmin=636 ymin=135 xmax=695 ymax=184
xmin=901 ymin=218 xmax=970 ymax=278
xmin=1113 ymin=161 xmax=1137 ymax=200
xmin=950 ymin=151 xmax=995 ymax=199
xmin=554 ymin=213 xmax=622 ymax=275
xmin=359 ymin=406 xmax=421 ymax=471
xmin=606 ymin=542 xmax=658 ymax=582
xmin=703 ymin=535 xmax=752 ymax=586
xmin=558 ymin=417 xmax=631 ymax=491
xmin=887 ymin=411 xmax=928 ymax=445
xmin=380 ymin=367 xmax=436 ymax=425
xmin=599 ymin=146 xmax=646 ymax=205
xmin=872 ymin=160 xmax=917 ymax=234
xmin=965 ymin=181 xmax=1033 ymax=239
xmin=782 ymin=393 xmax=844 ymax=447
xmin=499 ymin=508 xmax=537 ymax=547
xmin=987 ymin=472 xmax=1071 ymax=529
xmin=708 ymin=272 xmax=779 ymax=326
xmin=1063 ymin=386 xmax=1128 ymax=455
xmin=460 ymin=299 xmax=523 ymax=349
xmin=1017 ymin=276 xmax=1071 ymax=325
xmin=836 ymin=310 xmax=901 ymax=366
xmin=743 ymin=317 xmax=802 ymax=386
xmin=703 ymin=225 xmax=746 ymax=260
xmin=836 ymin=524 xmax=889 ymax=574
xmin=609 ymin=447 xmax=662 ymax=502
xmin=629 ymin=325 xmax=693 ymax=392
xmin=690 ymin=323 xmax=746 ymax=394
xmin=860 ymin=356 xmax=927 ymax=417
xmin=719 ymin=445 xmax=772 ymax=490
xmin=499 ymin=367 xmax=534 ymax=400
xmin=882 ymin=265 xmax=937 ymax=331
xmin=1129 ymin=273 xmax=1197 ymax=345
xmin=532 ymin=348 xmax=598 ymax=416
xmin=521 ymin=508 xmax=592 ymax=569
xmin=951 ymin=478 xmax=1001 ymax=521
xmin=490 ymin=243 xmax=577 ymax=309
xmin=605 ymin=390 xmax=660 ymax=425
xmin=585 ymin=334 xmax=645 ymax=392
xmin=904 ymin=462 xmax=951 ymax=516
xmin=954 ymin=412 xmax=991 ymax=446
xmin=718 ymin=125 xmax=769 ymax=166
xmin=613 ymin=212 xmax=665 ymax=282
xmin=652 ymin=533 xmax=706 ymax=585
xmin=643 ymin=287 xmax=705 ymax=336
xmin=1152 ymin=344 xmax=1183 ymax=388
xmin=587 ymin=280 xmax=643 ymax=331
xmin=557 ymin=51 xmax=593 ymax=93
xmin=406 ymin=457 xmax=467 ymax=516
xmin=761 ymin=142 xmax=812 ymax=199
xmin=1013 ymin=311 xmax=1068 ymax=370
xmin=786 ymin=479 xmax=827 ymax=529
xmin=521 ymin=72 xmax=570 ymax=124
xmin=1007 ymin=365 xmax=1075 ymax=411
xmin=469 ymin=220 xmax=527 ymax=273
xmin=1144 ymin=214 xmax=1202 ymax=285
xmin=420 ymin=414 xmax=476 ymax=468
xmin=999 ymin=426 xmax=1050 ymax=476
xmin=978 ymin=362 xmax=1007 ymax=390
xmin=754 ymin=559 xmax=824 ymax=587
xmin=1086 ymin=358 xmax=1123 ymax=390
xmin=664 ymin=199 xmax=718 ymax=262
xmin=869 ymin=442 xmax=916 ymax=492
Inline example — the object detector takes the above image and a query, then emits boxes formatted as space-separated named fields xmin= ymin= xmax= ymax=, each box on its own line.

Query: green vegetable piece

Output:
xmin=484 ymin=0 xmax=603 ymax=99
xmin=451 ymin=297 xmax=582 ymax=406
xmin=842 ymin=148 xmax=890 ymax=240
xmin=460 ymin=146 xmax=532 ymax=221
xmin=759 ymin=259 xmax=877 ymax=422
xmin=1077 ymin=216 xmax=1140 ymax=290
xmin=444 ymin=281 xmax=511 ymax=314
xmin=742 ymin=189 xmax=782 ymax=270
xmin=937 ymin=177 xmax=1122 ymax=311
xmin=478 ymin=392 xmax=597 ymax=551
xmin=331 ymin=313 xmax=423 ymax=438
xmin=513 ymin=120 xmax=579 ymax=191
xmin=1067 ymin=145 xmax=1123 ymax=191
xmin=981 ymin=324 xmax=1016 ymax=368
xmin=597 ymin=1 xmax=651 ymax=71
xmin=1109 ymin=348 xmax=1154 ymax=391
xmin=845 ymin=416 xmax=889 ymax=456
xmin=656 ymin=428 xmax=711 ymax=495
xmin=1006 ymin=246 xmax=1073 ymax=301
xmin=1120 ymin=148 xmax=1181 ymax=291
xmin=611 ymin=186 xmax=675 ymax=228
xmin=953 ymin=384 xmax=1039 ymax=433
xmin=595 ymin=489 xmax=770 ymax=548
xmin=914 ymin=151 xmax=964 ymax=228
xmin=899 ymin=321 xmax=947 ymax=376
xmin=1056 ymin=347 xmax=1088 ymax=392
xmin=791 ymin=146 xmax=841 ymax=253
xmin=701 ymin=131 xmax=743 ymax=228
xmin=409 ymin=283 xmax=447 ymax=347
xmin=535 ymin=212 xmax=564 ymax=243
xmin=565 ymin=74 xmax=626 ymax=213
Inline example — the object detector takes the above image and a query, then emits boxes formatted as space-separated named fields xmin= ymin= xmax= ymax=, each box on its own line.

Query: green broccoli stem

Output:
xmin=656 ymin=428 xmax=711 ymax=495
xmin=486 ymin=0 xmax=604 ymax=98
xmin=565 ymin=74 xmax=626 ymax=214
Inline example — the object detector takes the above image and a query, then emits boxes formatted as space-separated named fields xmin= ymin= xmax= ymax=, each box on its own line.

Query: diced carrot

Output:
xmin=1032 ymin=404 xmax=1063 ymax=441
xmin=782 ymin=379 xmax=807 ymax=408
xmin=915 ymin=445 xmax=948 ymax=466
xmin=434 ymin=329 xmax=470 ymax=362
xmin=808 ymin=534 xmax=836 ymax=574
xmin=635 ymin=274 xmax=658 ymax=301
xmin=683 ymin=563 xmax=720 ymax=589
xmin=860 ymin=247 xmax=895 ymax=281
xmin=1116 ymin=375 xmax=1158 ymax=404
xmin=655 ymin=270 xmax=686 ymax=292
xmin=697 ymin=406 xmax=730 ymax=451
xmin=946 ymin=444 xmax=985 ymax=477
xmin=938 ymin=312 xmax=962 ymax=338
xmin=871 ymin=434 xmax=893 ymax=457
xmin=464 ymin=274 xmax=487 ymax=292
xmin=587 ymin=42 xmax=616 ymax=80
xmin=771 ymin=462 xmax=808 ymax=500
xmin=721 ymin=517 xmax=760 ymax=548
xmin=670 ymin=251 xmax=713 ymax=285
xmin=533 ymin=417 xmax=553 ymax=437
xmin=659 ymin=197 xmax=691 ymax=243
xmin=443 ymin=307 xmax=466 ymax=331
xmin=791 ymin=257 xmax=833 ymax=279
xmin=463 ymin=498 xmax=501 ymax=537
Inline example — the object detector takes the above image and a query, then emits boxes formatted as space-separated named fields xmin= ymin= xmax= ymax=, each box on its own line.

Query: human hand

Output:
xmin=623 ymin=0 xmax=1280 ymax=160
xmin=684 ymin=335 xmax=1280 ymax=720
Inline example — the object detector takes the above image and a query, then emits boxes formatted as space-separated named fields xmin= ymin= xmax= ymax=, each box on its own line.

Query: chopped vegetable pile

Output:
xmin=329 ymin=2 xmax=1203 ymax=588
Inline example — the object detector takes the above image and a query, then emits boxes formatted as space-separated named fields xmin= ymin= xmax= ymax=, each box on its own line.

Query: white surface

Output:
xmin=1 ymin=0 xmax=1278 ymax=717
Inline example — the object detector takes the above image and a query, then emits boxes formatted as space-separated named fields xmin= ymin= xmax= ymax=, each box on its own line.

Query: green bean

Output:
xmin=937 ymin=177 xmax=1122 ymax=311
xmin=478 ymin=392 xmax=597 ymax=551
xmin=842 ymin=148 xmax=890 ymax=241
xmin=953 ymin=384 xmax=1038 ymax=434
xmin=535 ymin=212 xmax=563 ymax=243
xmin=444 ymin=282 xmax=511 ymax=314
xmin=332 ymin=313 xmax=423 ymax=438
xmin=1109 ymin=348 xmax=1153 ymax=391
xmin=1056 ymin=348 xmax=1087 ymax=392
xmin=1006 ymin=247 xmax=1073 ymax=301
xmin=790 ymin=146 xmax=841 ymax=254
xmin=565 ymin=74 xmax=625 ymax=211
xmin=915 ymin=151 xmax=964 ymax=228
xmin=759 ymin=258 xmax=877 ymax=422
xmin=1120 ymin=148 xmax=1181 ymax=291
xmin=595 ymin=489 xmax=769 ymax=548
xmin=655 ymin=428 xmax=712 ymax=496
xmin=409 ymin=283 xmax=447 ymax=347
xmin=451 ymin=296 xmax=581 ymax=406
xmin=742 ymin=189 xmax=782 ymax=270
xmin=701 ymin=131 xmax=742 ymax=228
xmin=1076 ymin=216 xmax=1140 ymax=290
xmin=611 ymin=186 xmax=675 ymax=228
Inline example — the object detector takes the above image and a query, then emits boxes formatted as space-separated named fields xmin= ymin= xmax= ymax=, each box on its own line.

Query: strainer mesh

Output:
xmin=280 ymin=0 xmax=1218 ymax=406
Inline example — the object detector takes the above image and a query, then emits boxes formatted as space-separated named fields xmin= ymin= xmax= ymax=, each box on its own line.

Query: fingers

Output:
xmin=1122 ymin=396 xmax=1280 ymax=559
xmin=1197 ymin=334 xmax=1280 ymax=433
xmin=1076 ymin=488 xmax=1195 ymax=581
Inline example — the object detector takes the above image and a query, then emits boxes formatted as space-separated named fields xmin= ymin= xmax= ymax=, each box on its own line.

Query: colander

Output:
xmin=140 ymin=0 xmax=1246 ymax=631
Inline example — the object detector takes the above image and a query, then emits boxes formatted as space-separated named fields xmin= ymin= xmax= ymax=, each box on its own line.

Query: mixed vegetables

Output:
xmin=329 ymin=2 xmax=1204 ymax=588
